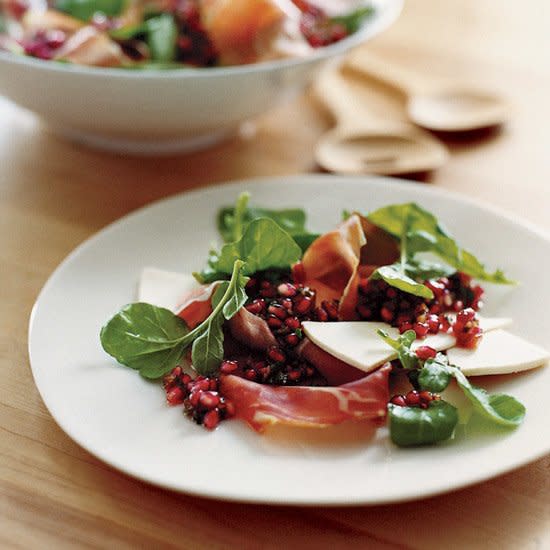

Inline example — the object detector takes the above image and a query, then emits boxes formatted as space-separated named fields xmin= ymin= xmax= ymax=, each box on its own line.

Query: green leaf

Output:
xmin=418 ymin=357 xmax=452 ymax=393
xmin=217 ymin=198 xmax=319 ymax=252
xmin=109 ymin=23 xmax=147 ymax=41
xmin=388 ymin=400 xmax=459 ymax=446
xmin=146 ymin=14 xmax=177 ymax=63
xmin=368 ymin=203 xmax=514 ymax=284
xmin=101 ymin=260 xmax=248 ymax=378
xmin=377 ymin=329 xmax=418 ymax=370
xmin=191 ymin=315 xmax=224 ymax=376
xmin=197 ymin=218 xmax=302 ymax=282
xmin=100 ymin=303 xmax=190 ymax=370
xmin=55 ymin=0 xmax=125 ymax=21
xmin=403 ymin=258 xmax=456 ymax=281
xmin=451 ymin=368 xmax=526 ymax=426
xmin=330 ymin=6 xmax=375 ymax=33
xmin=372 ymin=264 xmax=434 ymax=299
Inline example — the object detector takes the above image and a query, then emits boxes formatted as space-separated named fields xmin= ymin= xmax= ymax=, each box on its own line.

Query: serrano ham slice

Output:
xmin=301 ymin=214 xmax=366 ymax=307
xmin=220 ymin=364 xmax=391 ymax=432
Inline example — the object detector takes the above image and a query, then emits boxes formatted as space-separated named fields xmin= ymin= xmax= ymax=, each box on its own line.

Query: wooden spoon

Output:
xmin=346 ymin=50 xmax=510 ymax=132
xmin=313 ymin=65 xmax=448 ymax=175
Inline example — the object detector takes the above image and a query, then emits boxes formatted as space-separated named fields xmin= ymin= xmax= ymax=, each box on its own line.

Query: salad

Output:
xmin=100 ymin=193 xmax=548 ymax=446
xmin=0 ymin=0 xmax=374 ymax=68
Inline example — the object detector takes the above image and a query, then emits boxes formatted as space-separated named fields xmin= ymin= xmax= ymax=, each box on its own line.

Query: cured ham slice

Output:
xmin=226 ymin=307 xmax=278 ymax=350
xmin=301 ymin=214 xmax=366 ymax=307
xmin=175 ymin=282 xmax=216 ymax=329
xmin=220 ymin=364 xmax=391 ymax=432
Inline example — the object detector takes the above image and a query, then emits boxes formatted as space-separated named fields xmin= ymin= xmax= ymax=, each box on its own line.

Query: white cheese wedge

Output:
xmin=302 ymin=317 xmax=512 ymax=374
xmin=138 ymin=268 xmax=199 ymax=311
xmin=447 ymin=329 xmax=549 ymax=376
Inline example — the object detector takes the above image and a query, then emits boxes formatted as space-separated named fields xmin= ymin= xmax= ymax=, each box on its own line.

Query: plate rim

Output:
xmin=28 ymin=174 xmax=550 ymax=506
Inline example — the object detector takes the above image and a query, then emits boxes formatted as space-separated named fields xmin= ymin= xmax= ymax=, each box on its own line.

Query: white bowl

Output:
xmin=0 ymin=0 xmax=402 ymax=154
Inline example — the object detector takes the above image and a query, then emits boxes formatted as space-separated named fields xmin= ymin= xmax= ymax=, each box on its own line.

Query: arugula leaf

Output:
xmin=388 ymin=400 xmax=459 ymax=446
xmin=55 ymin=0 xmax=125 ymax=21
xmin=403 ymin=258 xmax=456 ymax=281
xmin=146 ymin=14 xmax=178 ymax=63
xmin=217 ymin=194 xmax=319 ymax=252
xmin=451 ymin=368 xmax=526 ymax=427
xmin=330 ymin=6 xmax=375 ymax=33
xmin=368 ymin=203 xmax=514 ymax=284
xmin=377 ymin=329 xmax=418 ymax=370
xmin=101 ymin=260 xmax=248 ymax=378
xmin=372 ymin=264 xmax=434 ymax=299
xmin=418 ymin=356 xmax=452 ymax=393
xmin=196 ymin=218 xmax=302 ymax=283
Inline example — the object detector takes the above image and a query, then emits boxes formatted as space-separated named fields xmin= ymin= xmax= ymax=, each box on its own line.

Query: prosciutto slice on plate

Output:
xmin=220 ymin=364 xmax=391 ymax=432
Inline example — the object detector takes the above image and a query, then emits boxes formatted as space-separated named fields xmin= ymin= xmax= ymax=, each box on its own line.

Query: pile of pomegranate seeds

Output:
xmin=357 ymin=272 xmax=484 ymax=344
xmin=163 ymin=367 xmax=234 ymax=430
xmin=452 ymin=307 xmax=482 ymax=349
xmin=390 ymin=390 xmax=440 ymax=409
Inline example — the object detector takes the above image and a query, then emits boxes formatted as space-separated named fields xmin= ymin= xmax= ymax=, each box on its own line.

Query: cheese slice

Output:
xmin=447 ymin=329 xmax=549 ymax=376
xmin=138 ymin=268 xmax=199 ymax=311
xmin=302 ymin=317 xmax=512 ymax=374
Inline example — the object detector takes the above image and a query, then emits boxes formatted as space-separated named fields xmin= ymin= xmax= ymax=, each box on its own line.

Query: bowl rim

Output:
xmin=0 ymin=0 xmax=403 ymax=79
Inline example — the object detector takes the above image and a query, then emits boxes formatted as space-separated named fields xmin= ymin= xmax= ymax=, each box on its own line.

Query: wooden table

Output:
xmin=1 ymin=1 xmax=549 ymax=548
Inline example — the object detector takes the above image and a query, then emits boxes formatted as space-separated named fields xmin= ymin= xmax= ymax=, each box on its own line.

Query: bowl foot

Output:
xmin=50 ymin=125 xmax=236 ymax=155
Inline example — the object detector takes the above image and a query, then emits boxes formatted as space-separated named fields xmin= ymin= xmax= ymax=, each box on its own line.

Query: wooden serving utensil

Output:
xmin=346 ymin=50 xmax=510 ymax=132
xmin=313 ymin=64 xmax=448 ymax=175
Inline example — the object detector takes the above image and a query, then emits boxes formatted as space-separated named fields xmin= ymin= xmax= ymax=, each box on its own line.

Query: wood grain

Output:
xmin=1 ymin=1 xmax=549 ymax=548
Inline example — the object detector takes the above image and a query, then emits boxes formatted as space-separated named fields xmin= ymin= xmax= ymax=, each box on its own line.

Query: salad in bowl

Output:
xmin=1 ymin=0 xmax=376 ymax=68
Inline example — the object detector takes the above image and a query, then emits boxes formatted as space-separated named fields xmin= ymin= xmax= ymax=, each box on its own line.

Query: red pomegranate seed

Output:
xmin=285 ymin=333 xmax=300 ymax=347
xmin=399 ymin=321 xmax=413 ymax=334
xmin=267 ymin=346 xmax=286 ymax=363
xmin=220 ymin=360 xmax=239 ymax=374
xmin=321 ymin=300 xmax=339 ymax=320
xmin=285 ymin=316 xmax=301 ymax=330
xmin=414 ymin=322 xmax=429 ymax=338
xmin=288 ymin=369 xmax=301 ymax=381
xmin=314 ymin=307 xmax=329 ymax=322
xmin=268 ymin=303 xmax=288 ymax=319
xmin=453 ymin=300 xmax=464 ymax=312
xmin=292 ymin=261 xmax=306 ymax=284
xmin=281 ymin=298 xmax=294 ymax=311
xmin=246 ymin=299 xmax=265 ymax=314
xmin=380 ymin=307 xmax=394 ymax=323
xmin=405 ymin=390 xmax=420 ymax=406
xmin=427 ymin=314 xmax=440 ymax=333
xmin=294 ymin=296 xmax=313 ymax=314
xmin=416 ymin=346 xmax=437 ymax=360
xmin=357 ymin=304 xmax=373 ymax=319
xmin=199 ymin=391 xmax=220 ymax=410
xmin=267 ymin=315 xmax=283 ymax=329
xmin=244 ymin=368 xmax=257 ymax=381
xmin=189 ymin=390 xmax=201 ymax=407
xmin=390 ymin=395 xmax=407 ymax=407
xmin=419 ymin=390 xmax=433 ymax=403
xmin=386 ymin=287 xmax=397 ymax=299
xmin=203 ymin=409 xmax=220 ymax=430
xmin=166 ymin=386 xmax=185 ymax=405
xmin=277 ymin=282 xmax=297 ymax=297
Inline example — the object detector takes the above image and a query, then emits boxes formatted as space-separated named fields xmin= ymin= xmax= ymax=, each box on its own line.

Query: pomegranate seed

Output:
xmin=277 ymin=282 xmax=297 ymax=297
xmin=166 ymin=386 xmax=185 ymax=405
xmin=199 ymin=391 xmax=220 ymax=410
xmin=416 ymin=346 xmax=437 ymax=360
xmin=267 ymin=315 xmax=283 ymax=329
xmin=321 ymin=300 xmax=339 ymax=320
xmin=414 ymin=322 xmax=429 ymax=338
xmin=453 ymin=300 xmax=464 ymax=312
xmin=267 ymin=346 xmax=286 ymax=363
xmin=268 ymin=303 xmax=288 ymax=319
xmin=314 ymin=307 xmax=329 ymax=322
xmin=419 ymin=390 xmax=433 ymax=403
xmin=357 ymin=304 xmax=373 ymax=319
xmin=246 ymin=299 xmax=265 ymax=314
xmin=244 ymin=368 xmax=257 ymax=381
xmin=285 ymin=333 xmax=300 ymax=347
xmin=203 ymin=409 xmax=220 ymax=430
xmin=285 ymin=316 xmax=301 ymax=330
xmin=292 ymin=261 xmax=306 ymax=284
xmin=288 ymin=369 xmax=301 ymax=381
xmin=220 ymin=360 xmax=239 ymax=374
xmin=427 ymin=314 xmax=440 ymax=333
xmin=399 ymin=321 xmax=413 ymax=334
xmin=390 ymin=395 xmax=407 ymax=407
xmin=281 ymin=298 xmax=294 ymax=311
xmin=381 ymin=307 xmax=394 ymax=323
xmin=405 ymin=390 xmax=420 ymax=406
xmin=294 ymin=296 xmax=313 ymax=314
xmin=386 ymin=287 xmax=397 ymax=299
xmin=189 ymin=390 xmax=201 ymax=407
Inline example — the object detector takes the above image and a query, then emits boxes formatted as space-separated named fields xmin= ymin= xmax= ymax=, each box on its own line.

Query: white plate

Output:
xmin=28 ymin=175 xmax=550 ymax=505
